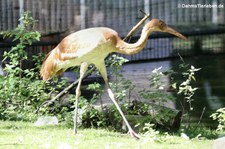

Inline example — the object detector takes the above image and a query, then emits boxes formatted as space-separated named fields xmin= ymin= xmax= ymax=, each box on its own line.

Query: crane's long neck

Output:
xmin=115 ymin=27 xmax=152 ymax=55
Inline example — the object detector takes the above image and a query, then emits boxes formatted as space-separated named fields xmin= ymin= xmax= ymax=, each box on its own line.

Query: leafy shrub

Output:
xmin=0 ymin=12 xmax=41 ymax=120
xmin=210 ymin=107 xmax=225 ymax=131
xmin=64 ymin=56 xmax=201 ymax=132
xmin=139 ymin=66 xmax=176 ymax=107
xmin=107 ymin=54 xmax=132 ymax=101
xmin=0 ymin=12 xmax=69 ymax=121
xmin=177 ymin=65 xmax=201 ymax=111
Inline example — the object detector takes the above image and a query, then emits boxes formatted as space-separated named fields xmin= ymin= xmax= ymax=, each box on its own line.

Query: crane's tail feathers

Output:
xmin=40 ymin=50 xmax=56 ymax=80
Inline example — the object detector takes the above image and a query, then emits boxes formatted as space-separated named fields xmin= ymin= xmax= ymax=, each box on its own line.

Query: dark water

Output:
xmin=171 ymin=55 xmax=225 ymax=126
xmin=121 ymin=54 xmax=225 ymax=126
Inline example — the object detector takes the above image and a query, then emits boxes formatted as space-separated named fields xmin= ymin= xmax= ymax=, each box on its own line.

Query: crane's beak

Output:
xmin=164 ymin=27 xmax=187 ymax=40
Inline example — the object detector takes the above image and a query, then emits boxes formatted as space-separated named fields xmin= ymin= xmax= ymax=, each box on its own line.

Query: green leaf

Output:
xmin=191 ymin=76 xmax=196 ymax=81
xmin=172 ymin=83 xmax=177 ymax=89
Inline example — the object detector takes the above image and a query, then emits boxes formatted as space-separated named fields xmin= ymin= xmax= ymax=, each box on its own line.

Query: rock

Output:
xmin=34 ymin=116 xmax=58 ymax=126
xmin=213 ymin=137 xmax=225 ymax=149
xmin=181 ymin=133 xmax=189 ymax=140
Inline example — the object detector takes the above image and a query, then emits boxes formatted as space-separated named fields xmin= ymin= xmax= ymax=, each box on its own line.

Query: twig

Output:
xmin=37 ymin=67 xmax=95 ymax=110
xmin=198 ymin=106 xmax=206 ymax=124
xmin=178 ymin=53 xmax=185 ymax=64
xmin=139 ymin=9 xmax=149 ymax=16
xmin=123 ymin=11 xmax=150 ymax=41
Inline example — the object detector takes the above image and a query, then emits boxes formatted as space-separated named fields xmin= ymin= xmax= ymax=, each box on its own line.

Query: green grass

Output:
xmin=0 ymin=120 xmax=214 ymax=149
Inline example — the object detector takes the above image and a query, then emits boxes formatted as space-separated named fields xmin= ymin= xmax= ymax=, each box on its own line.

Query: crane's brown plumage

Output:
xmin=40 ymin=19 xmax=187 ymax=138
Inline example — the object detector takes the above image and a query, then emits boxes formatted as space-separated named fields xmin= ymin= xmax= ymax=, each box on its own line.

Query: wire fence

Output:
xmin=1 ymin=0 xmax=225 ymax=36
xmin=0 ymin=0 xmax=225 ymax=68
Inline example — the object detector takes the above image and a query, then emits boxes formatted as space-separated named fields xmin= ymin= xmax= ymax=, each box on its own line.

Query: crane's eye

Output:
xmin=158 ymin=20 xmax=166 ymax=30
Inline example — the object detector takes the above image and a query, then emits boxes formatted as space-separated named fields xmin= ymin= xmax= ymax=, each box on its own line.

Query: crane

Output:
xmin=40 ymin=19 xmax=187 ymax=139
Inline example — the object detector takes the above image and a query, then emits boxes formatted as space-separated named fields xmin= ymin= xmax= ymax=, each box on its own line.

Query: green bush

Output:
xmin=0 ymin=12 xmax=69 ymax=121
xmin=211 ymin=107 xmax=225 ymax=131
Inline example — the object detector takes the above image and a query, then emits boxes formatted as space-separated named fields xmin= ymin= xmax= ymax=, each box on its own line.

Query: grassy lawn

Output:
xmin=0 ymin=120 xmax=214 ymax=149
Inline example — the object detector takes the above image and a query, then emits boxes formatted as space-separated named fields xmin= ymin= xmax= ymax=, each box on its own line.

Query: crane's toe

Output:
xmin=127 ymin=130 xmax=142 ymax=139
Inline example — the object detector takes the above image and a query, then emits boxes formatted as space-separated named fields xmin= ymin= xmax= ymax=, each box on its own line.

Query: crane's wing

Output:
xmin=40 ymin=27 xmax=113 ymax=80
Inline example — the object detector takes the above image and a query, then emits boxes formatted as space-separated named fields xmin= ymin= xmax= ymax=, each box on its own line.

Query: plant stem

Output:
xmin=198 ymin=106 xmax=206 ymax=125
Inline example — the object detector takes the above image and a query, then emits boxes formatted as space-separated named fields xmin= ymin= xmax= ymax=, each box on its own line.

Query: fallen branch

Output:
xmin=123 ymin=12 xmax=150 ymax=41
xmin=38 ymin=67 xmax=96 ymax=109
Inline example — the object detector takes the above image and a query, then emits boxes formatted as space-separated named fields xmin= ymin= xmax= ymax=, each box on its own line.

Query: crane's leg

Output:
xmin=74 ymin=62 xmax=88 ymax=134
xmin=95 ymin=62 xmax=141 ymax=139
xmin=106 ymin=87 xmax=141 ymax=139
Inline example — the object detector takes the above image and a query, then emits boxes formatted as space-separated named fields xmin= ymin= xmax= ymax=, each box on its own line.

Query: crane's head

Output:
xmin=144 ymin=19 xmax=187 ymax=40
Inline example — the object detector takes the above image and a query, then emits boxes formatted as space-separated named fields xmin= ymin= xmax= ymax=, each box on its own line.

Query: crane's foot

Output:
xmin=73 ymin=129 xmax=77 ymax=134
xmin=127 ymin=129 xmax=142 ymax=139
